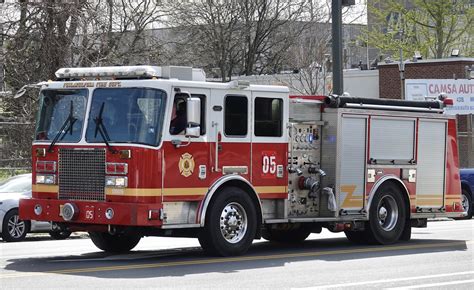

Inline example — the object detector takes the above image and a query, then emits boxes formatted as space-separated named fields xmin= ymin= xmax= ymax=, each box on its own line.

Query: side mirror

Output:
xmin=14 ymin=85 xmax=28 ymax=99
xmin=185 ymin=97 xmax=201 ymax=138
xmin=13 ymin=83 xmax=45 ymax=99
xmin=185 ymin=127 xmax=200 ymax=138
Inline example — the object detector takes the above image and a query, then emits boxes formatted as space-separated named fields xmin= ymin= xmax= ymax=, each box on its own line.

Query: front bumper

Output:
xmin=20 ymin=198 xmax=163 ymax=227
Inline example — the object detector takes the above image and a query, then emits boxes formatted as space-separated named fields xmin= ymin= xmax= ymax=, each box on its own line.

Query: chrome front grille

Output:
xmin=58 ymin=148 xmax=106 ymax=201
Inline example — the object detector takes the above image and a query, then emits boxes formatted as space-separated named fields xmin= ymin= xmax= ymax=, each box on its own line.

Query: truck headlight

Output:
xmin=105 ymin=176 xmax=128 ymax=187
xmin=36 ymin=174 xmax=56 ymax=184
xmin=34 ymin=204 xmax=43 ymax=215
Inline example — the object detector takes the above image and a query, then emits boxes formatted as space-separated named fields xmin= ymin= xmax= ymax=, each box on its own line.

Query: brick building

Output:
xmin=379 ymin=57 xmax=474 ymax=167
xmin=378 ymin=58 xmax=473 ymax=99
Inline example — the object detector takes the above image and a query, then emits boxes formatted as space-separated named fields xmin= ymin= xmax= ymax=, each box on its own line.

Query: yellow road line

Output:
xmin=1 ymin=240 xmax=471 ymax=279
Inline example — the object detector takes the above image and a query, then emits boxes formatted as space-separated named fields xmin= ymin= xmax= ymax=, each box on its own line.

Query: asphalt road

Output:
xmin=1 ymin=219 xmax=473 ymax=289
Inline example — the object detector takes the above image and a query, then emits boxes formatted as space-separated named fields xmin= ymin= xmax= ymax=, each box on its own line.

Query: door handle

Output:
xmin=212 ymin=121 xmax=221 ymax=172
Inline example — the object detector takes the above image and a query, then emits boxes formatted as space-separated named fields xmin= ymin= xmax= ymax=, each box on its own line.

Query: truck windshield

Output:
xmin=35 ymin=89 xmax=87 ymax=142
xmin=85 ymin=88 xmax=166 ymax=146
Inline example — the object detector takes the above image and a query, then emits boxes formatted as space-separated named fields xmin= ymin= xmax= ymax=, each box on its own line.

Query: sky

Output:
xmin=343 ymin=0 xmax=368 ymax=24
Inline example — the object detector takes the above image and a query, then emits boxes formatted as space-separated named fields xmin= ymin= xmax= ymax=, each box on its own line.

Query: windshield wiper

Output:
xmin=48 ymin=100 xmax=76 ymax=152
xmin=94 ymin=102 xmax=116 ymax=153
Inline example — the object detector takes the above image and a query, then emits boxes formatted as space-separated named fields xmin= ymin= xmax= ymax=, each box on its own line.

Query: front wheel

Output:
xmin=366 ymin=183 xmax=407 ymax=244
xmin=89 ymin=232 xmax=141 ymax=253
xmin=198 ymin=187 xmax=257 ymax=256
xmin=1 ymin=209 xmax=30 ymax=242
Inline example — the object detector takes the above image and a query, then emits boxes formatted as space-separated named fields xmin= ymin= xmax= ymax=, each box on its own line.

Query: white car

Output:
xmin=0 ymin=173 xmax=71 ymax=242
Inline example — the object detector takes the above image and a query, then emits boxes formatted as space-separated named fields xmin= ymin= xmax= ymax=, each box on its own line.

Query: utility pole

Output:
xmin=331 ymin=0 xmax=355 ymax=95
xmin=399 ymin=45 xmax=405 ymax=99
xmin=398 ymin=13 xmax=405 ymax=99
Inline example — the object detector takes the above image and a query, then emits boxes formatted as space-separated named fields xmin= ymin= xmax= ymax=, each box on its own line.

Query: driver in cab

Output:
xmin=170 ymin=99 xmax=187 ymax=135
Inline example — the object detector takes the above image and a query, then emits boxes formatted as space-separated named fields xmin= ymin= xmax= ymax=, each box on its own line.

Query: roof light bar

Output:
xmin=55 ymin=66 xmax=162 ymax=79
xmin=55 ymin=65 xmax=206 ymax=81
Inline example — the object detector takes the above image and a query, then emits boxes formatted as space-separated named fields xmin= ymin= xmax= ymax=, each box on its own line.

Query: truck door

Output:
xmin=251 ymin=92 xmax=288 ymax=199
xmin=416 ymin=119 xmax=447 ymax=208
xmin=162 ymin=87 xmax=211 ymax=202
xmin=209 ymin=90 xmax=251 ymax=181
xmin=339 ymin=114 xmax=367 ymax=212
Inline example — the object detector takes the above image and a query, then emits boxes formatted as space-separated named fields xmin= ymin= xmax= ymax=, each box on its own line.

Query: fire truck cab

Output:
xmin=20 ymin=66 xmax=465 ymax=256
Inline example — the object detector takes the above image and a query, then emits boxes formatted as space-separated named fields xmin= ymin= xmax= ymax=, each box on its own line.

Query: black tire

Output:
xmin=457 ymin=189 xmax=473 ymax=219
xmin=344 ymin=230 xmax=370 ymax=244
xmin=1 ymin=209 xmax=30 ymax=242
xmin=88 ymin=232 xmax=141 ymax=253
xmin=262 ymin=226 xmax=310 ymax=243
xmin=400 ymin=221 xmax=412 ymax=241
xmin=198 ymin=186 xmax=257 ymax=256
xmin=366 ymin=183 xmax=407 ymax=245
xmin=49 ymin=230 xmax=72 ymax=240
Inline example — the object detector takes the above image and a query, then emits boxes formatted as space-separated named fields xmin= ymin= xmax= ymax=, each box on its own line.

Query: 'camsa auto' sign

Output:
xmin=405 ymin=79 xmax=474 ymax=115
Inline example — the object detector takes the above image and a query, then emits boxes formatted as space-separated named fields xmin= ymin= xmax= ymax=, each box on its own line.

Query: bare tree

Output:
xmin=0 ymin=0 xmax=167 ymax=172
xmin=238 ymin=0 xmax=310 ymax=75
xmin=1 ymin=0 xmax=168 ymax=86
xmin=165 ymin=0 xmax=242 ymax=81
xmin=1 ymin=1 xmax=84 ymax=90
xmin=279 ymin=22 xmax=332 ymax=95
xmin=72 ymin=0 xmax=168 ymax=67
xmin=274 ymin=1 xmax=366 ymax=95
xmin=166 ymin=0 xmax=316 ymax=80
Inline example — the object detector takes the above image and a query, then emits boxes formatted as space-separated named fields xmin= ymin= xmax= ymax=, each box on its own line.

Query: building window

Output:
xmin=225 ymin=95 xmax=248 ymax=136
xmin=254 ymin=97 xmax=283 ymax=137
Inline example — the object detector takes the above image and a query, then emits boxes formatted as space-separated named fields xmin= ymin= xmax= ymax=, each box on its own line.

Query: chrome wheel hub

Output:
xmin=461 ymin=194 xmax=470 ymax=213
xmin=379 ymin=207 xmax=388 ymax=221
xmin=8 ymin=214 xmax=26 ymax=239
xmin=220 ymin=202 xmax=248 ymax=244
xmin=377 ymin=195 xmax=399 ymax=231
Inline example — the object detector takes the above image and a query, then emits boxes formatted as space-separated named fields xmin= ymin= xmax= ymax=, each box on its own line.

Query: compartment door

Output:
xmin=416 ymin=120 xmax=447 ymax=208
xmin=339 ymin=115 xmax=367 ymax=212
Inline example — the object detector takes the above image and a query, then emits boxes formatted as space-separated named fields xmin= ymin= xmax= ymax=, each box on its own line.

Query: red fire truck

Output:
xmin=20 ymin=66 xmax=465 ymax=256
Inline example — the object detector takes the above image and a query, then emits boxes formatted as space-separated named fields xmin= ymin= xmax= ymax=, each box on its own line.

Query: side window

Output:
xmin=170 ymin=95 xmax=187 ymax=135
xmin=254 ymin=97 xmax=283 ymax=137
xmin=225 ymin=95 xmax=248 ymax=136
xmin=169 ymin=93 xmax=206 ymax=135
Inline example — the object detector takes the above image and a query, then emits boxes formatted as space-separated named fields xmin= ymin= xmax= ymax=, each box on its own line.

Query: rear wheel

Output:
xmin=366 ymin=183 xmax=407 ymax=244
xmin=198 ymin=187 xmax=257 ymax=256
xmin=262 ymin=226 xmax=310 ymax=243
xmin=89 ymin=232 xmax=141 ymax=253
xmin=1 ymin=209 xmax=30 ymax=242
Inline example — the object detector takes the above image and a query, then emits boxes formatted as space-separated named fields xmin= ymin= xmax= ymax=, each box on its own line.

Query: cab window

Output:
xmin=224 ymin=95 xmax=248 ymax=136
xmin=170 ymin=94 xmax=206 ymax=135
xmin=254 ymin=97 xmax=283 ymax=137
